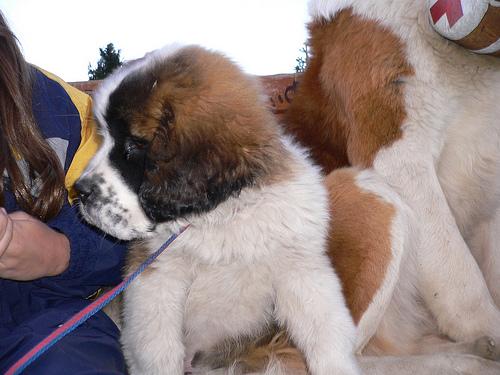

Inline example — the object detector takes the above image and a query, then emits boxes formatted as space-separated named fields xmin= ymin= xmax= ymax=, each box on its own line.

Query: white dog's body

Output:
xmin=266 ymin=0 xmax=500 ymax=372
xmin=322 ymin=0 xmax=500 ymax=347
xmin=366 ymin=64 xmax=500 ymax=348
xmin=77 ymin=46 xmax=359 ymax=374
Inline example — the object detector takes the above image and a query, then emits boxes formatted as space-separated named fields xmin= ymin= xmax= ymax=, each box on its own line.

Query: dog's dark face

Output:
xmin=77 ymin=45 xmax=283 ymax=240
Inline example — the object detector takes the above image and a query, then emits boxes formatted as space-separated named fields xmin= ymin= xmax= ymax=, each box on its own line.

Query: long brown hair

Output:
xmin=0 ymin=12 xmax=65 ymax=220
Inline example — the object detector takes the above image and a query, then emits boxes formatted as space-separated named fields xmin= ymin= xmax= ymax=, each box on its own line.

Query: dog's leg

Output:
xmin=374 ymin=149 xmax=500 ymax=341
xmin=359 ymin=353 xmax=500 ymax=375
xmin=413 ymin=335 xmax=500 ymax=361
xmin=121 ymin=255 xmax=191 ymax=375
xmin=467 ymin=210 xmax=500 ymax=308
xmin=273 ymin=256 xmax=360 ymax=375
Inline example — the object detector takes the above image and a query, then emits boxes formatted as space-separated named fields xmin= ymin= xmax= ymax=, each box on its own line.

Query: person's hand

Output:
xmin=0 ymin=209 xmax=70 ymax=280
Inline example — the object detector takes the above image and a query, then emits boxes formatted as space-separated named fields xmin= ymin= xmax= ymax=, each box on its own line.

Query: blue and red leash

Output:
xmin=5 ymin=225 xmax=189 ymax=375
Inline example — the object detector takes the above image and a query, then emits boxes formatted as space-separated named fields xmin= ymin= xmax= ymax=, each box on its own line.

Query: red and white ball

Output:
xmin=428 ymin=0 xmax=500 ymax=56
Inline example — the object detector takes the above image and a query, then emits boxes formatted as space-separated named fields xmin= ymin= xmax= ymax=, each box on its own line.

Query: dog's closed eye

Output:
xmin=124 ymin=137 xmax=148 ymax=162
xmin=160 ymin=102 xmax=175 ymax=128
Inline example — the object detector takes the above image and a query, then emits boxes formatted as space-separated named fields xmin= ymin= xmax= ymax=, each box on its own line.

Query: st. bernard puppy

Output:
xmin=222 ymin=0 xmax=500 ymax=373
xmin=75 ymin=45 xmax=359 ymax=374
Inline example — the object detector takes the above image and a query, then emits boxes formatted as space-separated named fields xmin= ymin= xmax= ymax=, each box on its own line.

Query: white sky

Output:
xmin=0 ymin=0 xmax=310 ymax=82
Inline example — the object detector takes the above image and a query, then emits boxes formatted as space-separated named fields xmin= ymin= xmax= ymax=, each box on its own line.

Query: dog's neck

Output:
xmin=141 ymin=135 xmax=325 ymax=266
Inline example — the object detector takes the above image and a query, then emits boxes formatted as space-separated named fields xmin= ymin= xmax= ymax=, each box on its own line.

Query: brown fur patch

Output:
xmin=325 ymin=168 xmax=395 ymax=323
xmin=284 ymin=9 xmax=413 ymax=172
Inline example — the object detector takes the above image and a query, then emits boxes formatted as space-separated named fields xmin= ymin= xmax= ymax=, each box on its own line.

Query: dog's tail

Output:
xmin=235 ymin=330 xmax=307 ymax=375
xmin=192 ymin=329 xmax=308 ymax=375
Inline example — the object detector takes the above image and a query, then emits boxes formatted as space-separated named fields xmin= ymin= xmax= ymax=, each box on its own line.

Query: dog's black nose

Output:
xmin=74 ymin=179 xmax=95 ymax=204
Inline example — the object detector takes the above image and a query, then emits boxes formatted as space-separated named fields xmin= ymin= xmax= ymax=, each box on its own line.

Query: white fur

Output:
xmin=309 ymin=0 xmax=500 ymax=364
xmin=308 ymin=0 xmax=354 ymax=21
xmin=78 ymin=155 xmax=153 ymax=240
xmin=372 ymin=0 xmax=500 ymax=342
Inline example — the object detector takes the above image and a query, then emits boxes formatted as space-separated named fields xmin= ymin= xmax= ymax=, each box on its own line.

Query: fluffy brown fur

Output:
xmin=284 ymin=9 xmax=413 ymax=171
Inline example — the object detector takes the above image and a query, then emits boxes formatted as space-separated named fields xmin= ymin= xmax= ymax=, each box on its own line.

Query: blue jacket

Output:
xmin=0 ymin=68 xmax=127 ymax=374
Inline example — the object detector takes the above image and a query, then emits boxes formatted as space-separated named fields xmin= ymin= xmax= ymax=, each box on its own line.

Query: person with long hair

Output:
xmin=0 ymin=12 xmax=127 ymax=374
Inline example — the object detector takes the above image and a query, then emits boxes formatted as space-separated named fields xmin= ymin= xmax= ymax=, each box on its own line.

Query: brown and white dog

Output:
xmin=75 ymin=45 xmax=360 ymax=375
xmin=227 ymin=0 xmax=500 ymax=373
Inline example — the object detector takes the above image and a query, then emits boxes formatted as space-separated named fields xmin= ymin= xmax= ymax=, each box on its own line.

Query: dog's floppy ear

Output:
xmin=139 ymin=114 xmax=264 ymax=222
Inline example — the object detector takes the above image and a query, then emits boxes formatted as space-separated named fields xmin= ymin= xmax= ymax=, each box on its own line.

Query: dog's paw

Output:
xmin=473 ymin=336 xmax=500 ymax=361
